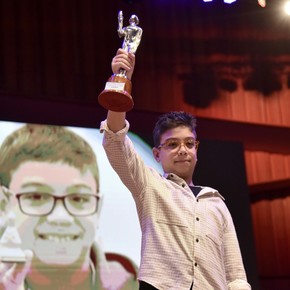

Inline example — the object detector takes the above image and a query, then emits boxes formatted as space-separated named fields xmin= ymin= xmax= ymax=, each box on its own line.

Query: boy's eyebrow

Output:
xmin=19 ymin=182 xmax=53 ymax=192
xmin=16 ymin=183 xmax=94 ymax=194
xmin=66 ymin=184 xmax=94 ymax=193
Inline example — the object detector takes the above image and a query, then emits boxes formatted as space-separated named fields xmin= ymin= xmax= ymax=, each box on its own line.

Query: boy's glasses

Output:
xmin=16 ymin=192 xmax=100 ymax=217
xmin=158 ymin=137 xmax=199 ymax=151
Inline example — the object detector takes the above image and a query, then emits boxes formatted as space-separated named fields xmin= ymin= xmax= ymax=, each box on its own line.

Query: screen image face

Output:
xmin=0 ymin=121 xmax=162 ymax=289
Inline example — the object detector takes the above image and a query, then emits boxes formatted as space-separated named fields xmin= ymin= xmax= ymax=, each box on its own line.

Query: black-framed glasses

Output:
xmin=15 ymin=192 xmax=100 ymax=217
xmin=158 ymin=137 xmax=199 ymax=151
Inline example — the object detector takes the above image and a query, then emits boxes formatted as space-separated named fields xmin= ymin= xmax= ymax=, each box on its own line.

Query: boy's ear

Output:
xmin=152 ymin=147 xmax=160 ymax=162
xmin=0 ymin=186 xmax=11 ymax=212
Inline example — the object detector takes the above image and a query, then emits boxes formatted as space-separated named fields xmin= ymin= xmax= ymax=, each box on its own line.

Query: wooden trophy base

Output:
xmin=98 ymin=75 xmax=134 ymax=112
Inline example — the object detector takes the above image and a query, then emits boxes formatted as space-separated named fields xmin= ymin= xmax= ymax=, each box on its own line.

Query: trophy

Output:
xmin=98 ymin=11 xmax=143 ymax=112
xmin=0 ymin=211 xmax=26 ymax=263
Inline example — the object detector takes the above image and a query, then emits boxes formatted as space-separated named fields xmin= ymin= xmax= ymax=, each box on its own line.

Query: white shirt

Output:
xmin=101 ymin=120 xmax=251 ymax=290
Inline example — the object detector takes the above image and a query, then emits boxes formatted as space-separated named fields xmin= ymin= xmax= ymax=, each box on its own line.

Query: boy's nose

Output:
xmin=46 ymin=200 xmax=74 ymax=224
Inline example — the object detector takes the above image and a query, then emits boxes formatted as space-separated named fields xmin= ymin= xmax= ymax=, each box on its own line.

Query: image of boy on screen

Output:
xmin=0 ymin=124 xmax=138 ymax=290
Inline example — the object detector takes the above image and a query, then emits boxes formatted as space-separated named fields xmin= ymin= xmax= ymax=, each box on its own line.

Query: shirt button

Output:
xmin=182 ymin=184 xmax=185 ymax=187
xmin=195 ymin=262 xmax=198 ymax=267
xmin=196 ymin=217 xmax=199 ymax=221
xmin=196 ymin=238 xmax=199 ymax=243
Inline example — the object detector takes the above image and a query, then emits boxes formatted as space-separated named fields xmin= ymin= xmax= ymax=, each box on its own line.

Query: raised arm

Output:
xmin=107 ymin=49 xmax=135 ymax=132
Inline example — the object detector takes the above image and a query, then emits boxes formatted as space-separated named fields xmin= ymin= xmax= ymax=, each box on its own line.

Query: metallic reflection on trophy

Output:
xmin=98 ymin=11 xmax=143 ymax=112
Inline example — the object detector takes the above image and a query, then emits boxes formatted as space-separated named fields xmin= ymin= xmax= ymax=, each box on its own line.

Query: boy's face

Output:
xmin=153 ymin=126 xmax=198 ymax=184
xmin=8 ymin=161 xmax=99 ymax=268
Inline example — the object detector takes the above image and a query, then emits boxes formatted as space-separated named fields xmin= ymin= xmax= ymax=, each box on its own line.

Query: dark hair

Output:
xmin=153 ymin=111 xmax=197 ymax=147
xmin=0 ymin=124 xmax=99 ymax=191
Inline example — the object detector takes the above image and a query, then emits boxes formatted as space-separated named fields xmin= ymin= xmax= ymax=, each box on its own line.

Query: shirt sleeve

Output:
xmin=224 ymin=216 xmax=251 ymax=290
xmin=100 ymin=119 xmax=130 ymax=137
xmin=228 ymin=279 xmax=251 ymax=290
xmin=100 ymin=119 xmax=150 ymax=200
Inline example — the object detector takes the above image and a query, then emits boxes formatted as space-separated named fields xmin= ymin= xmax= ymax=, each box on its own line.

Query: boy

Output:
xmin=100 ymin=49 xmax=251 ymax=289
xmin=0 ymin=124 xmax=138 ymax=290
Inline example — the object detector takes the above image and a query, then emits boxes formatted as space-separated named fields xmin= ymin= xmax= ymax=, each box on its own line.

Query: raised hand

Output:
xmin=111 ymin=49 xmax=135 ymax=80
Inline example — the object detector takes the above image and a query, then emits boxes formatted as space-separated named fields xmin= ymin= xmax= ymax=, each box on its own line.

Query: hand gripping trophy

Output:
xmin=98 ymin=11 xmax=143 ymax=112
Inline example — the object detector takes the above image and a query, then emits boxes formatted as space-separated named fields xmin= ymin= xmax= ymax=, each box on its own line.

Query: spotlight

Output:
xmin=284 ymin=1 xmax=290 ymax=15
xmin=257 ymin=0 xmax=266 ymax=7
xmin=202 ymin=0 xmax=237 ymax=3
xmin=223 ymin=0 xmax=237 ymax=3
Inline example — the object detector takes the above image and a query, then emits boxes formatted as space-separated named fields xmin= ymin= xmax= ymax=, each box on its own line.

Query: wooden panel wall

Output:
xmin=172 ymin=83 xmax=290 ymax=127
xmin=0 ymin=0 xmax=118 ymax=100
xmin=1 ymin=1 xmax=289 ymax=127
xmin=245 ymin=151 xmax=290 ymax=185
xmin=251 ymin=188 xmax=290 ymax=290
